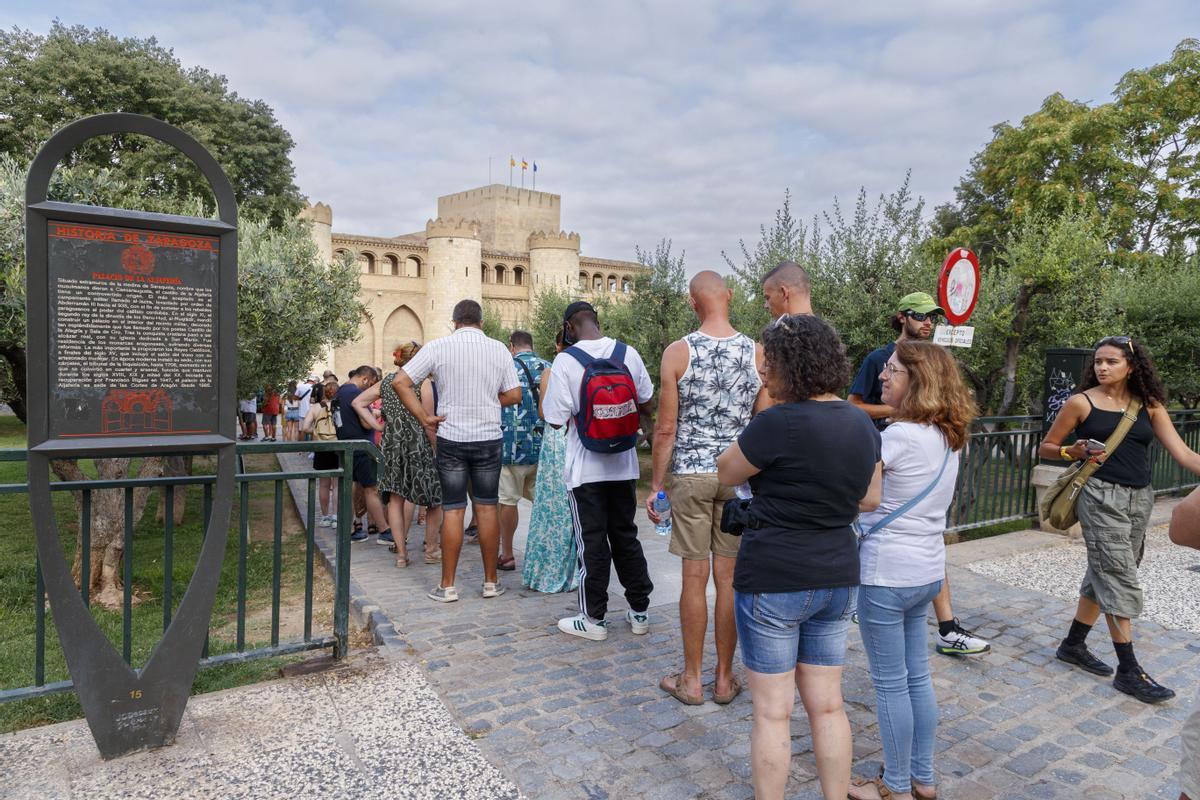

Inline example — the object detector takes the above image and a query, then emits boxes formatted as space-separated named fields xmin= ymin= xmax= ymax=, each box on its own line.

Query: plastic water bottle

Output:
xmin=735 ymin=482 xmax=753 ymax=500
xmin=652 ymin=491 xmax=672 ymax=536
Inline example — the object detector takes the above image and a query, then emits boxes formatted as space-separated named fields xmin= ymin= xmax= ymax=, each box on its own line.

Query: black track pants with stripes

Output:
xmin=568 ymin=479 xmax=653 ymax=621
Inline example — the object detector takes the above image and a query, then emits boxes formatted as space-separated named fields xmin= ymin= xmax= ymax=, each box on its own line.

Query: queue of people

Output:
xmin=292 ymin=265 xmax=1198 ymax=800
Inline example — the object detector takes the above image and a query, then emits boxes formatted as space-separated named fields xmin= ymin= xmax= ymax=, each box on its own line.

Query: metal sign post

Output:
xmin=935 ymin=247 xmax=980 ymax=348
xmin=24 ymin=113 xmax=237 ymax=758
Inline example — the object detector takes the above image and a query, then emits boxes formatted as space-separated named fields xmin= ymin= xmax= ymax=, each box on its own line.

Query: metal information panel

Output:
xmin=24 ymin=113 xmax=237 ymax=759
xmin=47 ymin=221 xmax=219 ymax=439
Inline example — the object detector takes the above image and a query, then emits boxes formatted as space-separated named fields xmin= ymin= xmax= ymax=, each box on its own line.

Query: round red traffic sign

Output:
xmin=938 ymin=247 xmax=980 ymax=326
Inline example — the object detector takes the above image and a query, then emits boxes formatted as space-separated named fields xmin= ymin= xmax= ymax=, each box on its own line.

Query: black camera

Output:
xmin=720 ymin=498 xmax=754 ymax=536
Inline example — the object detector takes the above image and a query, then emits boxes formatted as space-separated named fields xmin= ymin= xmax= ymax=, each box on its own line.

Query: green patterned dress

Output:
xmin=378 ymin=373 xmax=442 ymax=507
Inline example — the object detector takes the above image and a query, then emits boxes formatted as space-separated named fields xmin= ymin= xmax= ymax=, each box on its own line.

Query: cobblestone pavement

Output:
xmin=283 ymin=457 xmax=1196 ymax=799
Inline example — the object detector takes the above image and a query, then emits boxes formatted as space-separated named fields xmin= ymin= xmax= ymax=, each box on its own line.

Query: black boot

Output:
xmin=1113 ymin=668 xmax=1175 ymax=704
xmin=1055 ymin=640 xmax=1114 ymax=676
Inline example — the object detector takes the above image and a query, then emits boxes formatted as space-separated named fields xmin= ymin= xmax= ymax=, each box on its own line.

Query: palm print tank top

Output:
xmin=672 ymin=331 xmax=761 ymax=474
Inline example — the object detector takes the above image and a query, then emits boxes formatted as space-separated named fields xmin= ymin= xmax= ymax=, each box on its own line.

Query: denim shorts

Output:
xmin=735 ymin=586 xmax=856 ymax=673
xmin=437 ymin=437 xmax=502 ymax=510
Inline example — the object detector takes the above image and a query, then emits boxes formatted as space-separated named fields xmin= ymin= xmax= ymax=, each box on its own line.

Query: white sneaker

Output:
xmin=936 ymin=619 xmax=991 ymax=656
xmin=625 ymin=609 xmax=649 ymax=635
xmin=558 ymin=614 xmax=608 ymax=641
xmin=319 ymin=515 xmax=336 ymax=528
xmin=427 ymin=585 xmax=459 ymax=603
xmin=481 ymin=581 xmax=506 ymax=599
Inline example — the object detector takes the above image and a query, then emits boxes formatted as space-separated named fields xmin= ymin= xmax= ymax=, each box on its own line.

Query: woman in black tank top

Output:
xmin=1039 ymin=336 xmax=1200 ymax=705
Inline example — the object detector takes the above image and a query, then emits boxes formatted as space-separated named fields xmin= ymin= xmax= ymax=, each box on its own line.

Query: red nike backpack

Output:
xmin=565 ymin=341 xmax=640 ymax=453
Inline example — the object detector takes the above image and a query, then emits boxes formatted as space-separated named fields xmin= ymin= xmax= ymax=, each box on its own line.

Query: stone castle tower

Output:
xmin=303 ymin=184 xmax=644 ymax=376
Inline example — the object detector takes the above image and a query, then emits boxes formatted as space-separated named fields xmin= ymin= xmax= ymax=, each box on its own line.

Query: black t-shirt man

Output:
xmin=733 ymin=400 xmax=881 ymax=594
xmin=333 ymin=382 xmax=367 ymax=440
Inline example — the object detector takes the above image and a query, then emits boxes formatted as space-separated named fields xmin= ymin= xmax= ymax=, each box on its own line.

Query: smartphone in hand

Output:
xmin=1083 ymin=438 xmax=1107 ymax=455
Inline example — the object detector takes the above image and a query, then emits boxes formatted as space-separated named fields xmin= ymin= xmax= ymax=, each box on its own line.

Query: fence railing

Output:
xmin=0 ymin=439 xmax=376 ymax=704
xmin=947 ymin=410 xmax=1200 ymax=533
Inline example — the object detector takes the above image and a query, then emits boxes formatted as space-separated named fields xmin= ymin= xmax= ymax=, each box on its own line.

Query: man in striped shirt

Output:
xmin=395 ymin=299 xmax=523 ymax=603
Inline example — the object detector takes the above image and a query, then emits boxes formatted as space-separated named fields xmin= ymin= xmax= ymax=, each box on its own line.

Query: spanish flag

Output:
xmin=510 ymin=156 xmax=515 ymax=167
xmin=521 ymin=159 xmax=528 ymax=170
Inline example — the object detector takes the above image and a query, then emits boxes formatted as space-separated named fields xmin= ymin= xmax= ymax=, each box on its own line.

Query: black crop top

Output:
xmin=1074 ymin=395 xmax=1154 ymax=488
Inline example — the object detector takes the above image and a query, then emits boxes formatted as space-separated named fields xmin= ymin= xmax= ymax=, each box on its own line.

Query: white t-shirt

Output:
xmin=238 ymin=397 xmax=257 ymax=414
xmin=856 ymin=421 xmax=959 ymax=588
xmin=543 ymin=337 xmax=654 ymax=490
xmin=402 ymin=326 xmax=520 ymax=443
xmin=296 ymin=382 xmax=315 ymax=418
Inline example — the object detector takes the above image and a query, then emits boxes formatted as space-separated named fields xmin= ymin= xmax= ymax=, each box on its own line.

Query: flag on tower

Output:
xmin=509 ymin=156 xmax=515 ymax=167
xmin=533 ymin=162 xmax=538 ymax=172
xmin=521 ymin=159 xmax=528 ymax=170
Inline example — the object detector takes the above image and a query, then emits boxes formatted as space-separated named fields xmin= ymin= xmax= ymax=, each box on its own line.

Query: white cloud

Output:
xmin=8 ymin=0 xmax=1200 ymax=271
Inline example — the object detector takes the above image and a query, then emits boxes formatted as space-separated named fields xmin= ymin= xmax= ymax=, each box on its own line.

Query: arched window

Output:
xmin=621 ymin=278 xmax=631 ymax=294
xmin=494 ymin=264 xmax=507 ymax=285
xmin=361 ymin=252 xmax=376 ymax=274
xmin=578 ymin=271 xmax=589 ymax=289
xmin=593 ymin=274 xmax=603 ymax=292
xmin=513 ymin=267 xmax=525 ymax=286
xmin=481 ymin=263 xmax=491 ymax=283
xmin=384 ymin=254 xmax=400 ymax=275
xmin=405 ymin=255 xmax=422 ymax=277
xmin=608 ymin=275 xmax=618 ymax=293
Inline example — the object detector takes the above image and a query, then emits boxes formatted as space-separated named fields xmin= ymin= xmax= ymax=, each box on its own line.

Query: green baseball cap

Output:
xmin=898 ymin=291 xmax=945 ymax=315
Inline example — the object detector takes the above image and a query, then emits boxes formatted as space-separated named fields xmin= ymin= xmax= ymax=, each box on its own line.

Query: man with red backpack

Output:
xmin=543 ymin=301 xmax=655 ymax=640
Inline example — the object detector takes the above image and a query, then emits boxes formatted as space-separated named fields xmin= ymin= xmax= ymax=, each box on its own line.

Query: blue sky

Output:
xmin=7 ymin=1 xmax=1200 ymax=269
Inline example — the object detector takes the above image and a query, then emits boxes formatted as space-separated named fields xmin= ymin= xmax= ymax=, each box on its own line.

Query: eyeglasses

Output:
xmin=903 ymin=310 xmax=939 ymax=322
xmin=882 ymin=362 xmax=908 ymax=376
xmin=1095 ymin=335 xmax=1132 ymax=350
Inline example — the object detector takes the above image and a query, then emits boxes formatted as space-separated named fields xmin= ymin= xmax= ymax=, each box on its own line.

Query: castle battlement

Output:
xmin=527 ymin=230 xmax=581 ymax=251
xmin=424 ymin=217 xmax=481 ymax=239
xmin=299 ymin=200 xmax=332 ymax=226
xmin=439 ymin=184 xmax=560 ymax=209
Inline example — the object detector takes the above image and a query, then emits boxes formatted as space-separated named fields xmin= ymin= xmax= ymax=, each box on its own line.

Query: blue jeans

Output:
xmin=857 ymin=581 xmax=943 ymax=793
xmin=734 ymin=586 xmax=856 ymax=673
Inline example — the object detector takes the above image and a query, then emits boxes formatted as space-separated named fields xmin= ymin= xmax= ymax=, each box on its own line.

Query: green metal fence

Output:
xmin=947 ymin=411 xmax=1200 ymax=533
xmin=0 ymin=439 xmax=376 ymax=704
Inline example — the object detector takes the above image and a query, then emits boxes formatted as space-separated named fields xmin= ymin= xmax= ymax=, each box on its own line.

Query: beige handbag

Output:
xmin=1040 ymin=398 xmax=1142 ymax=529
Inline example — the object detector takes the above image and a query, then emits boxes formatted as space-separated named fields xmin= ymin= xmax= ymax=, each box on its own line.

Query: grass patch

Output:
xmin=0 ymin=417 xmax=337 ymax=733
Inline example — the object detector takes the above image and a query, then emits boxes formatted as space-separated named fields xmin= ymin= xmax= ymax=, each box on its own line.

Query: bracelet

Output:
xmin=1059 ymin=445 xmax=1072 ymax=460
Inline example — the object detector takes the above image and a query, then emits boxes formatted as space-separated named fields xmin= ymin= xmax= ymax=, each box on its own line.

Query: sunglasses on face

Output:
xmin=903 ymin=310 xmax=939 ymax=322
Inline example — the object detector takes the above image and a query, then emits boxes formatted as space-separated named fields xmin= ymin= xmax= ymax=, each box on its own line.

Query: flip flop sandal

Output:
xmin=659 ymin=673 xmax=703 ymax=706
xmin=497 ymin=556 xmax=516 ymax=571
xmin=712 ymin=675 xmax=743 ymax=705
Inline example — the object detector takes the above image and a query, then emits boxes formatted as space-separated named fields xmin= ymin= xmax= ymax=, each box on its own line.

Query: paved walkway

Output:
xmin=285 ymin=452 xmax=1196 ymax=800
xmin=3 ymin=455 xmax=1194 ymax=799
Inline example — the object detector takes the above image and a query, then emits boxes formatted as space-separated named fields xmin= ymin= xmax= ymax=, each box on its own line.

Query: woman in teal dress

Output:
xmin=523 ymin=334 xmax=578 ymax=593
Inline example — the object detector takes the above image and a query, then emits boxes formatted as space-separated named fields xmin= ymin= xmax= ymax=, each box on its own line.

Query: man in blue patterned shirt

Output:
xmin=499 ymin=330 xmax=551 ymax=570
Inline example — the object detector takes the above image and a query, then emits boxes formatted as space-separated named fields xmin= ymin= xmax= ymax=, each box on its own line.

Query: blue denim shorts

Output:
xmin=735 ymin=586 xmax=856 ymax=673
xmin=436 ymin=437 xmax=502 ymax=510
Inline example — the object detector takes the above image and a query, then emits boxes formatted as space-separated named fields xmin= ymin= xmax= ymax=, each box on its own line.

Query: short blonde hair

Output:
xmin=394 ymin=341 xmax=422 ymax=367
xmin=893 ymin=340 xmax=976 ymax=451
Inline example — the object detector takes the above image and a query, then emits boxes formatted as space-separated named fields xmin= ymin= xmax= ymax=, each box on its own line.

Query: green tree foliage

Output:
xmin=0 ymin=23 xmax=302 ymax=225
xmin=481 ymin=303 xmax=515 ymax=347
xmin=236 ymin=220 xmax=365 ymax=398
xmin=1116 ymin=254 xmax=1200 ymax=407
xmin=622 ymin=241 xmax=694 ymax=387
xmin=934 ymin=39 xmax=1200 ymax=261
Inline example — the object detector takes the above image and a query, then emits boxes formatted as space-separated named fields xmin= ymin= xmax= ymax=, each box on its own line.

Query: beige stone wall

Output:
xmin=424 ymin=218 xmax=483 ymax=339
xmin=438 ymin=185 xmax=560 ymax=253
xmin=529 ymin=231 xmax=581 ymax=298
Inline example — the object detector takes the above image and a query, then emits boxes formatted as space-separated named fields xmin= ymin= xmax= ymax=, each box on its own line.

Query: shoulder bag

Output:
xmin=1039 ymin=398 xmax=1142 ymax=530
xmin=854 ymin=447 xmax=952 ymax=546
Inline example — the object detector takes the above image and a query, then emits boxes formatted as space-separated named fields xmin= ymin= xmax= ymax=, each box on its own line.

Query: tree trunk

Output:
xmin=54 ymin=456 xmax=165 ymax=610
xmin=156 ymin=455 xmax=191 ymax=526
xmin=0 ymin=346 xmax=28 ymax=424
xmin=995 ymin=282 xmax=1046 ymax=418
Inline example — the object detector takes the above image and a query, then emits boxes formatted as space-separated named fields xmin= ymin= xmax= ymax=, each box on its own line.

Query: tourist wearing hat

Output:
xmin=848 ymin=291 xmax=992 ymax=661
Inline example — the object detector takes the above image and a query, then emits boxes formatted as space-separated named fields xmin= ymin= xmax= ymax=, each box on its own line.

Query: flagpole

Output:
xmin=489 ymin=156 xmax=493 ymax=185
xmin=532 ymin=162 xmax=536 ymax=190
xmin=521 ymin=158 xmax=525 ymax=188
xmin=509 ymin=158 xmax=513 ymax=187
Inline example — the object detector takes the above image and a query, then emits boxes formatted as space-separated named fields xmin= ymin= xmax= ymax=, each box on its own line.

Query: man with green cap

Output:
xmin=848 ymin=291 xmax=943 ymax=430
xmin=848 ymin=291 xmax=992 ymax=657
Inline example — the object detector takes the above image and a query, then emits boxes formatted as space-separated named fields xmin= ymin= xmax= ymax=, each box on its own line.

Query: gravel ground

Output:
xmin=967 ymin=523 xmax=1200 ymax=633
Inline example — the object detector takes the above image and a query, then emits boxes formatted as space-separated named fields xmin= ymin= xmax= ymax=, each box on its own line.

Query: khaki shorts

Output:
xmin=1076 ymin=478 xmax=1153 ymax=619
xmin=499 ymin=464 xmax=537 ymax=506
xmin=668 ymin=473 xmax=741 ymax=560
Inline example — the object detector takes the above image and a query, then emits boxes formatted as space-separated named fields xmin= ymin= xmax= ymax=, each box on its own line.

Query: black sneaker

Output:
xmin=1113 ymin=668 xmax=1175 ymax=704
xmin=1055 ymin=640 xmax=1114 ymax=676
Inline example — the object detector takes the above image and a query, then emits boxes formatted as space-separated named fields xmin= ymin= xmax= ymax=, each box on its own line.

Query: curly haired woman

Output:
xmin=848 ymin=341 xmax=975 ymax=800
xmin=717 ymin=314 xmax=881 ymax=800
xmin=1040 ymin=336 xmax=1200 ymax=704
